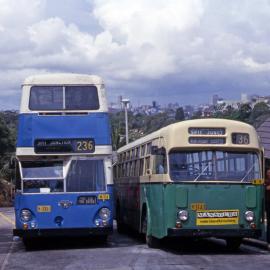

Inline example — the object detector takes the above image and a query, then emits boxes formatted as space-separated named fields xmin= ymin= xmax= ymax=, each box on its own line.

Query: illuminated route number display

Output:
xmin=231 ymin=133 xmax=250 ymax=145
xmin=34 ymin=138 xmax=95 ymax=153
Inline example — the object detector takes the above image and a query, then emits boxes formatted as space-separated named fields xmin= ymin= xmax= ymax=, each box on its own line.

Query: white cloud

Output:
xmin=1 ymin=0 xmax=270 ymax=108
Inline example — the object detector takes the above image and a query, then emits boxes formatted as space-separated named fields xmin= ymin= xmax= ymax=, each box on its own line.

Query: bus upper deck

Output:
xmin=17 ymin=73 xmax=111 ymax=156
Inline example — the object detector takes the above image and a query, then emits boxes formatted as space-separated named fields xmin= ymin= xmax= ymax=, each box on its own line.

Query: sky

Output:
xmin=1 ymin=0 xmax=270 ymax=109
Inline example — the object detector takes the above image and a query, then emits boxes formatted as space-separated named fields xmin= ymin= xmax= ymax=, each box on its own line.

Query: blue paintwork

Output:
xmin=15 ymin=186 xmax=114 ymax=230
xmin=17 ymin=113 xmax=111 ymax=147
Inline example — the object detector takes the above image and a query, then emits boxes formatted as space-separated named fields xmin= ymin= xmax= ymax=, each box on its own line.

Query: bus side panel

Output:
xmin=14 ymin=186 xmax=113 ymax=233
xmin=141 ymin=183 xmax=167 ymax=239
xmin=115 ymin=179 xmax=141 ymax=231
xmin=17 ymin=113 xmax=111 ymax=147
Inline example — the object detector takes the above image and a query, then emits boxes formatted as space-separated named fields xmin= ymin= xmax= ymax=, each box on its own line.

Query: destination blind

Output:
xmin=34 ymin=138 xmax=95 ymax=153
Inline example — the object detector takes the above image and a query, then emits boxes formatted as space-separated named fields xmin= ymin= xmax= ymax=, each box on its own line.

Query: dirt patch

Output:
xmin=0 ymin=179 xmax=14 ymax=207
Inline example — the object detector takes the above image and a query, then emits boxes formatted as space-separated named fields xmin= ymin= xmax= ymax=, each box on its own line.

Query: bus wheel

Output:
xmin=226 ymin=238 xmax=242 ymax=250
xmin=142 ymin=212 xmax=160 ymax=249
xmin=146 ymin=234 xmax=160 ymax=249
xmin=116 ymin=204 xmax=125 ymax=234
xmin=96 ymin=235 xmax=108 ymax=244
xmin=22 ymin=237 xmax=35 ymax=250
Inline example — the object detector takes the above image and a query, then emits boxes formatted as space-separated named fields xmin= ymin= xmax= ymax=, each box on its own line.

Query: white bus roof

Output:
xmin=22 ymin=73 xmax=104 ymax=86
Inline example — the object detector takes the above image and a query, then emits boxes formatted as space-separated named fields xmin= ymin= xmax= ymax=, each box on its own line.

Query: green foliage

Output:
xmin=0 ymin=111 xmax=17 ymax=179
xmin=175 ymin=107 xmax=185 ymax=121
xmin=249 ymin=102 xmax=270 ymax=123
xmin=110 ymin=111 xmax=176 ymax=150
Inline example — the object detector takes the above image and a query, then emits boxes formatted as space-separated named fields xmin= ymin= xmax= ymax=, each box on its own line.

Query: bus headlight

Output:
xmin=178 ymin=210 xmax=189 ymax=221
xmin=99 ymin=208 xmax=111 ymax=220
xmin=20 ymin=209 xmax=32 ymax=222
xmin=245 ymin=211 xmax=254 ymax=222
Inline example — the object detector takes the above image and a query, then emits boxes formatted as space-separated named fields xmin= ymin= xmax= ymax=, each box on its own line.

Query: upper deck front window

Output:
xmin=169 ymin=150 xmax=261 ymax=182
xmin=29 ymin=86 xmax=63 ymax=110
xmin=29 ymin=85 xmax=100 ymax=111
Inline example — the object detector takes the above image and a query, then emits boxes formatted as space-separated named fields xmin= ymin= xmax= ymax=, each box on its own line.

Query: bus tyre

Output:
xmin=226 ymin=238 xmax=242 ymax=250
xmin=142 ymin=211 xmax=160 ymax=249
xmin=22 ymin=237 xmax=35 ymax=250
xmin=146 ymin=234 xmax=160 ymax=249
xmin=97 ymin=235 xmax=108 ymax=244
xmin=116 ymin=205 xmax=125 ymax=234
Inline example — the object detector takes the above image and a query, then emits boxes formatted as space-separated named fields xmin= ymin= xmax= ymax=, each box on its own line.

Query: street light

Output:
xmin=121 ymin=98 xmax=130 ymax=144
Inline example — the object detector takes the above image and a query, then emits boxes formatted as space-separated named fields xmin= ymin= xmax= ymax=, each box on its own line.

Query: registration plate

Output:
xmin=37 ymin=205 xmax=51 ymax=213
xmin=191 ymin=203 xmax=206 ymax=211
xmin=196 ymin=209 xmax=239 ymax=226
xmin=98 ymin=194 xmax=110 ymax=200
xmin=77 ymin=196 xmax=97 ymax=205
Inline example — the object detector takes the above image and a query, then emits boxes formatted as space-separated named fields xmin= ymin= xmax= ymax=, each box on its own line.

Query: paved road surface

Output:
xmin=0 ymin=207 xmax=269 ymax=270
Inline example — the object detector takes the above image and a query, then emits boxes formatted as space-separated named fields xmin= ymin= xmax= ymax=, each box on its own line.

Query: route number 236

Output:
xmin=77 ymin=140 xmax=94 ymax=151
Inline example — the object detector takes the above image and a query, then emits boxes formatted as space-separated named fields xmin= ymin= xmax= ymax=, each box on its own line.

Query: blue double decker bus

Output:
xmin=13 ymin=73 xmax=113 ymax=246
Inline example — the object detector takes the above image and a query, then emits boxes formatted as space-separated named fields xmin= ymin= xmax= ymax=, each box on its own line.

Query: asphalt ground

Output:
xmin=0 ymin=207 xmax=270 ymax=270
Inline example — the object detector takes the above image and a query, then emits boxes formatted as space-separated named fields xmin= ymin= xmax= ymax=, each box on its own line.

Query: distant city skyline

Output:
xmin=1 ymin=1 xmax=270 ymax=109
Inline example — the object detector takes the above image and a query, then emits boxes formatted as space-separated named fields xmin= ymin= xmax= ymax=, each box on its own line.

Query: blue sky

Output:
xmin=1 ymin=0 xmax=270 ymax=109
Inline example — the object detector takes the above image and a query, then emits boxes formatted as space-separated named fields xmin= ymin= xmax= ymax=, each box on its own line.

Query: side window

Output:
xmin=146 ymin=142 xmax=152 ymax=155
xmin=153 ymin=148 xmax=167 ymax=174
xmin=139 ymin=159 xmax=144 ymax=176
xmin=145 ymin=157 xmax=150 ymax=172
xmin=135 ymin=160 xmax=140 ymax=176
xmin=141 ymin=145 xmax=146 ymax=157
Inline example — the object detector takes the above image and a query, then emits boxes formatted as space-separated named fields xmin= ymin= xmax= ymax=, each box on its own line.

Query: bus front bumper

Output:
xmin=167 ymin=228 xmax=261 ymax=238
xmin=13 ymin=227 xmax=113 ymax=238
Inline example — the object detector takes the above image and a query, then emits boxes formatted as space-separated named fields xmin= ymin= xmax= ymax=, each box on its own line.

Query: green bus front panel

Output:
xmin=141 ymin=183 xmax=263 ymax=239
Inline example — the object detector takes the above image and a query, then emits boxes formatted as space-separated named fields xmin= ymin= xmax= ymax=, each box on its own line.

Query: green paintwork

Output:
xmin=140 ymin=183 xmax=264 ymax=239
xmin=245 ymin=186 xmax=257 ymax=208
xmin=175 ymin=187 xmax=188 ymax=208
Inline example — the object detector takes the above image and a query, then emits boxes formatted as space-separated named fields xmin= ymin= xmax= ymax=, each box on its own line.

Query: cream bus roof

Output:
xmin=20 ymin=73 xmax=107 ymax=113
xmin=22 ymin=73 xmax=104 ymax=85
xmin=117 ymin=118 xmax=260 ymax=153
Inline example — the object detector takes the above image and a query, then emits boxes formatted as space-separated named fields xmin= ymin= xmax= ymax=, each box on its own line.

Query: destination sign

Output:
xmin=189 ymin=137 xmax=226 ymax=144
xmin=34 ymin=138 xmax=95 ymax=153
xmin=189 ymin=128 xmax=225 ymax=135
xmin=232 ymin=133 xmax=250 ymax=145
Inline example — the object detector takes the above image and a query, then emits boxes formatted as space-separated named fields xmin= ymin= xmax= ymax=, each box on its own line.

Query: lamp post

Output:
xmin=121 ymin=99 xmax=130 ymax=144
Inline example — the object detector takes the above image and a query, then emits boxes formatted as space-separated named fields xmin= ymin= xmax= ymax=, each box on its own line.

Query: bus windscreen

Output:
xmin=66 ymin=159 xmax=105 ymax=192
xmin=169 ymin=150 xmax=261 ymax=182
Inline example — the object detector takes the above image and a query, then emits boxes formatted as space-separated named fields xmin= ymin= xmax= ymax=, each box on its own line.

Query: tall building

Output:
xmin=212 ymin=94 xmax=219 ymax=105
xmin=241 ymin=93 xmax=249 ymax=103
xmin=118 ymin=95 xmax=123 ymax=109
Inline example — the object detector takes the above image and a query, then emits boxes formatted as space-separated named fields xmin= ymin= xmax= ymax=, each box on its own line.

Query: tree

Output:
xmin=175 ymin=107 xmax=185 ymax=121
xmin=237 ymin=103 xmax=252 ymax=122
xmin=249 ymin=102 xmax=270 ymax=124
xmin=0 ymin=115 xmax=14 ymax=168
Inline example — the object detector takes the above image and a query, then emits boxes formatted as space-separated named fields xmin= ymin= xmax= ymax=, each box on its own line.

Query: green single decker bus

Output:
xmin=114 ymin=119 xmax=264 ymax=249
